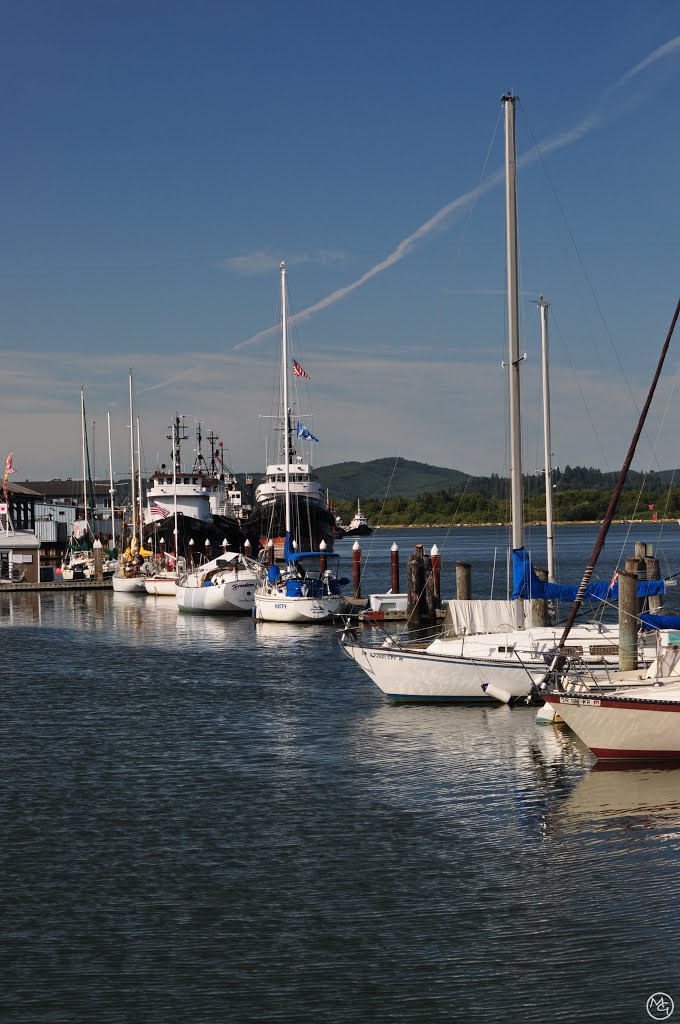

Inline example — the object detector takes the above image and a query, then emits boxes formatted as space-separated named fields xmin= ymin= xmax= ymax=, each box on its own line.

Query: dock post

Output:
xmin=353 ymin=541 xmax=362 ymax=599
xmin=645 ymin=555 xmax=662 ymax=614
xmin=430 ymin=544 xmax=441 ymax=609
xmin=407 ymin=544 xmax=427 ymax=628
xmin=391 ymin=542 xmax=400 ymax=594
xmin=319 ymin=539 xmax=327 ymax=575
xmin=619 ymin=566 xmax=639 ymax=671
xmin=189 ymin=538 xmax=195 ymax=568
xmin=531 ymin=566 xmax=550 ymax=626
xmin=244 ymin=538 xmax=252 ymax=560
xmin=456 ymin=561 xmax=471 ymax=601
xmin=205 ymin=539 xmax=212 ymax=562
xmin=93 ymin=539 xmax=103 ymax=580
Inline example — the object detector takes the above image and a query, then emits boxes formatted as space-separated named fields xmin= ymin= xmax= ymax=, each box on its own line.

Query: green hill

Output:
xmin=315 ymin=458 xmax=469 ymax=501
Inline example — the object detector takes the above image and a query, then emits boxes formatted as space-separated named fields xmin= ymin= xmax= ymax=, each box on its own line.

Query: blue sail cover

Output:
xmin=639 ymin=613 xmax=680 ymax=630
xmin=511 ymin=547 xmax=666 ymax=602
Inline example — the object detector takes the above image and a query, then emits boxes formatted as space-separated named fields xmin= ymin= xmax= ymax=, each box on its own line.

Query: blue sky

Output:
xmin=1 ymin=1 xmax=679 ymax=486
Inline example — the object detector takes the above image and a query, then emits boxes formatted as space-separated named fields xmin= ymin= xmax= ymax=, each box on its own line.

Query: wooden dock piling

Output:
xmin=619 ymin=565 xmax=640 ymax=671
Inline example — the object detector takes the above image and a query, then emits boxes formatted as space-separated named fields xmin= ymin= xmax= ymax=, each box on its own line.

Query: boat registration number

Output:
xmin=560 ymin=696 xmax=601 ymax=707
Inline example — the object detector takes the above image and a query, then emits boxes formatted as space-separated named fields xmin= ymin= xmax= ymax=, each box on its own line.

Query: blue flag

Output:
xmin=296 ymin=421 xmax=319 ymax=442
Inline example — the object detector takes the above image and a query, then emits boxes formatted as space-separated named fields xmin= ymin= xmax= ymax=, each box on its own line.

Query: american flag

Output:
xmin=149 ymin=501 xmax=169 ymax=520
xmin=292 ymin=359 xmax=310 ymax=380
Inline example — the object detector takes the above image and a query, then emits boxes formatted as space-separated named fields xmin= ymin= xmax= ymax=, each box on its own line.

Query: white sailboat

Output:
xmin=253 ymin=263 xmax=347 ymax=623
xmin=145 ymin=418 xmax=182 ymax=597
xmin=341 ymin=95 xmax=654 ymax=703
xmin=176 ymin=551 xmax=258 ymax=614
xmin=113 ymin=371 xmax=149 ymax=594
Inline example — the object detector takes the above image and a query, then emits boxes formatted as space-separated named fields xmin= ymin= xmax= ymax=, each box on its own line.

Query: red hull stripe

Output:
xmin=545 ymin=695 xmax=680 ymax=712
xmin=590 ymin=747 xmax=680 ymax=759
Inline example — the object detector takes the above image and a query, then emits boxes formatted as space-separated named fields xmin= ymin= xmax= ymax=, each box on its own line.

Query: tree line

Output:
xmin=332 ymin=469 xmax=680 ymax=526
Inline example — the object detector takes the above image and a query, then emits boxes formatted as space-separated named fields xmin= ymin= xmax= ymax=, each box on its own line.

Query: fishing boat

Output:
xmin=253 ymin=263 xmax=347 ymax=623
xmin=176 ymin=551 xmax=258 ymax=614
xmin=342 ymin=501 xmax=373 ymax=537
xmin=143 ymin=415 xmax=249 ymax=560
xmin=341 ymin=95 xmax=663 ymax=703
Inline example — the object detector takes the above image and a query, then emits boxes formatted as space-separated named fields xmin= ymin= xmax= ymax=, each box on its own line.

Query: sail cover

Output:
xmin=511 ymin=547 xmax=665 ymax=602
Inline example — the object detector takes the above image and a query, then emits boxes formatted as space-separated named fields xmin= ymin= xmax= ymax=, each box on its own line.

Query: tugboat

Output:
xmin=142 ymin=416 xmax=250 ymax=562
xmin=342 ymin=500 xmax=373 ymax=537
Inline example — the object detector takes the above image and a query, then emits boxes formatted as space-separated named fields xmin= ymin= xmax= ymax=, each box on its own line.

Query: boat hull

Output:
xmin=247 ymin=496 xmax=336 ymax=554
xmin=341 ymin=639 xmax=535 ymax=702
xmin=254 ymin=592 xmax=344 ymax=623
xmin=176 ymin=577 xmax=256 ymax=614
xmin=144 ymin=576 xmax=177 ymax=596
xmin=544 ymin=692 xmax=680 ymax=759
xmin=112 ymin=575 xmax=147 ymax=594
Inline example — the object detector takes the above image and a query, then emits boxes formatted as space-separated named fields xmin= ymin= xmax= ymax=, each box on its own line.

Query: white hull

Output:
xmin=112 ymin=575 xmax=147 ymax=594
xmin=144 ymin=575 xmax=177 ymax=596
xmin=341 ymin=639 xmax=535 ymax=702
xmin=545 ymin=683 xmax=680 ymax=759
xmin=341 ymin=621 xmax=642 ymax=704
xmin=177 ymin=577 xmax=255 ymax=613
xmin=254 ymin=591 xmax=344 ymax=623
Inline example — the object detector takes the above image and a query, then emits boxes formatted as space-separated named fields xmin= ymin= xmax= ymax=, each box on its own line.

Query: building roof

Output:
xmin=18 ymin=479 xmax=113 ymax=501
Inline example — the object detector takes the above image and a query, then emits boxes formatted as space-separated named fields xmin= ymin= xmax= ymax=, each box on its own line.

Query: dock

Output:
xmin=0 ymin=579 xmax=113 ymax=593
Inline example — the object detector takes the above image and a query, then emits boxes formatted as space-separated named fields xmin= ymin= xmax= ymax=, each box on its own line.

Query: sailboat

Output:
xmin=113 ymin=371 xmax=150 ymax=594
xmin=341 ymin=95 xmax=661 ymax=703
xmin=541 ymin=299 xmax=680 ymax=758
xmin=144 ymin=418 xmax=184 ymax=596
xmin=253 ymin=263 xmax=347 ymax=623
xmin=61 ymin=387 xmax=115 ymax=581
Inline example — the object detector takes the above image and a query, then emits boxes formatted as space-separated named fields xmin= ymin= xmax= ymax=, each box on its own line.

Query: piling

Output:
xmin=244 ymin=539 xmax=252 ymax=560
xmin=407 ymin=544 xmax=427 ymax=627
xmin=205 ymin=539 xmax=212 ymax=562
xmin=189 ymin=538 xmax=195 ymax=567
xmin=645 ymin=555 xmax=662 ymax=615
xmin=267 ymin=539 xmax=275 ymax=566
xmin=391 ymin=542 xmax=400 ymax=594
xmin=319 ymin=539 xmax=327 ymax=574
xmin=430 ymin=545 xmax=441 ymax=609
xmin=353 ymin=541 xmax=362 ymax=599
xmin=618 ymin=567 xmax=639 ymax=672
xmin=456 ymin=561 xmax=471 ymax=601
xmin=93 ymin=539 xmax=103 ymax=581
xmin=531 ymin=566 xmax=550 ymax=627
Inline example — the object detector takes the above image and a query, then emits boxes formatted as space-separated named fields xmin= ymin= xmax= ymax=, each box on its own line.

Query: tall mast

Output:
xmin=281 ymin=262 xmax=291 ymax=540
xmin=107 ymin=411 xmax=115 ymax=552
xmin=80 ymin=386 xmax=89 ymax=535
xmin=128 ymin=369 xmax=137 ymax=538
xmin=172 ymin=418 xmax=178 ymax=559
xmin=502 ymin=93 xmax=524 ymax=554
xmin=538 ymin=298 xmax=555 ymax=580
xmin=136 ymin=416 xmax=143 ymax=535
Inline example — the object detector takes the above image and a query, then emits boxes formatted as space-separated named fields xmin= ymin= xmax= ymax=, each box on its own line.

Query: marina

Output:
xmin=2 ymin=524 xmax=680 ymax=1021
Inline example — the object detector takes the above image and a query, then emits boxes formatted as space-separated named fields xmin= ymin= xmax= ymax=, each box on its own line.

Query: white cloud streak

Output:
xmin=233 ymin=34 xmax=680 ymax=352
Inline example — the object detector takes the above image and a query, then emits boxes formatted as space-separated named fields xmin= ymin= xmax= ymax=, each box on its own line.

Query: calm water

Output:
xmin=2 ymin=526 xmax=680 ymax=1023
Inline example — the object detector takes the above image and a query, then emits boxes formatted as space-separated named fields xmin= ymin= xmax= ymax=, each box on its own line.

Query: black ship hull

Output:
xmin=143 ymin=511 xmax=248 ymax=562
xmin=246 ymin=496 xmax=336 ymax=554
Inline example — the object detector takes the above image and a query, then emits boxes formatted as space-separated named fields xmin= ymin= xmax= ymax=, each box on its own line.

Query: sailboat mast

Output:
xmin=502 ymin=93 xmax=524 ymax=554
xmin=128 ymin=370 xmax=137 ymax=538
xmin=538 ymin=298 xmax=555 ymax=581
xmin=172 ymin=419 xmax=178 ymax=558
xmin=107 ymin=411 xmax=115 ymax=552
xmin=80 ymin=386 xmax=89 ymax=534
xmin=281 ymin=262 xmax=291 ymax=539
xmin=136 ymin=416 xmax=143 ymax=536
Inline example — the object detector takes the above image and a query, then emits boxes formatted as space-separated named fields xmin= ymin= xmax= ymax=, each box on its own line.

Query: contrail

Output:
xmin=230 ymin=35 xmax=679 ymax=352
